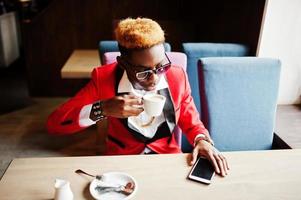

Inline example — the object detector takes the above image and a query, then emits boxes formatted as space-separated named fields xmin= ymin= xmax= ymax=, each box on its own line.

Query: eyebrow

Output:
xmin=134 ymin=56 xmax=166 ymax=70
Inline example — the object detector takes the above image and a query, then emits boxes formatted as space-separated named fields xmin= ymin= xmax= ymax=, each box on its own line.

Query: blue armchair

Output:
xmin=99 ymin=40 xmax=171 ymax=64
xmin=181 ymin=43 xmax=249 ymax=152
xmin=198 ymin=57 xmax=281 ymax=151
xmin=182 ymin=43 xmax=249 ymax=113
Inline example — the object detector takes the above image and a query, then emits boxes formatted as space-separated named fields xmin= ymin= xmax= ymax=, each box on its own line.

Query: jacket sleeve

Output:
xmin=46 ymin=69 xmax=100 ymax=135
xmin=177 ymin=69 xmax=210 ymax=145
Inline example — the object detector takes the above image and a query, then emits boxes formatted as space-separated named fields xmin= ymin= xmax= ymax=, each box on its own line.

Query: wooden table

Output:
xmin=0 ymin=150 xmax=300 ymax=200
xmin=61 ymin=50 xmax=100 ymax=78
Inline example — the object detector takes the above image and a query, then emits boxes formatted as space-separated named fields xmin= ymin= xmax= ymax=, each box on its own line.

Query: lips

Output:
xmin=143 ymin=83 xmax=156 ymax=91
xmin=139 ymin=82 xmax=157 ymax=91
xmin=147 ymin=86 xmax=156 ymax=91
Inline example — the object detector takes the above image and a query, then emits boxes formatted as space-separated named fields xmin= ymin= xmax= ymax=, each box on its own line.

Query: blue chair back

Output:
xmin=99 ymin=40 xmax=171 ymax=64
xmin=182 ymin=43 xmax=249 ymax=113
xmin=198 ymin=57 xmax=281 ymax=151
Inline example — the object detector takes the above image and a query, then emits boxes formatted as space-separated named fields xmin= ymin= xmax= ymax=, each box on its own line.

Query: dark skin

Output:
xmin=102 ymin=44 xmax=229 ymax=176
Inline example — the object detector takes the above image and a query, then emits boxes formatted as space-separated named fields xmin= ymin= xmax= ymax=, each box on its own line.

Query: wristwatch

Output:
xmin=89 ymin=101 xmax=107 ymax=121
xmin=194 ymin=134 xmax=215 ymax=146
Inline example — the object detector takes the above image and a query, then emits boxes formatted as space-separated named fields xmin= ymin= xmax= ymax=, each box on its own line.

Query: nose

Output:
xmin=148 ymin=72 xmax=159 ymax=84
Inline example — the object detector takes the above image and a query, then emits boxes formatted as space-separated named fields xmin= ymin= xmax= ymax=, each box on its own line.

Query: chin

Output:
xmin=144 ymin=86 xmax=156 ymax=91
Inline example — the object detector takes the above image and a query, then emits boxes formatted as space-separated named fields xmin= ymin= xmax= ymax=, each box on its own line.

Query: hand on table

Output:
xmin=190 ymin=140 xmax=230 ymax=177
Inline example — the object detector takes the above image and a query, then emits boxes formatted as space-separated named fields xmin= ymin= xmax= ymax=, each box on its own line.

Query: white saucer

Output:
xmin=89 ymin=172 xmax=137 ymax=200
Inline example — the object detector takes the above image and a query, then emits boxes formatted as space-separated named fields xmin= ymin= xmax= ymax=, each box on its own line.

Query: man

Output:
xmin=47 ymin=18 xmax=229 ymax=176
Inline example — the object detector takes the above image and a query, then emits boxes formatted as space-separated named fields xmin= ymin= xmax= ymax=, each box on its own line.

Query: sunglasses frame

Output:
xmin=134 ymin=53 xmax=171 ymax=81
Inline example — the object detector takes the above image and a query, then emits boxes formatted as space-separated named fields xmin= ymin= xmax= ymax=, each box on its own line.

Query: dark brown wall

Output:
xmin=21 ymin=0 xmax=266 ymax=96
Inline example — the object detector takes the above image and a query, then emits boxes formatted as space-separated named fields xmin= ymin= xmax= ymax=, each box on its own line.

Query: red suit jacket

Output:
xmin=47 ymin=63 xmax=208 ymax=155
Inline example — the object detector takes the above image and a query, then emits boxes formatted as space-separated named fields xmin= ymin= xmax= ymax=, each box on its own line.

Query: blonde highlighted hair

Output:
xmin=115 ymin=17 xmax=165 ymax=50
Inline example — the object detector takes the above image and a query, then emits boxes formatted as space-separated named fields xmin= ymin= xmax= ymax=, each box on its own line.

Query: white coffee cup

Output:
xmin=143 ymin=94 xmax=166 ymax=116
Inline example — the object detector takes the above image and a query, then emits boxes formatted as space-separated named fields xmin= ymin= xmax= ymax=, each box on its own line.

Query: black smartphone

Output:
xmin=188 ymin=157 xmax=215 ymax=184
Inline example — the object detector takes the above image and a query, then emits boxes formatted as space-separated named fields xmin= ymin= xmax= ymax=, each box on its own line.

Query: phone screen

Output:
xmin=189 ymin=157 xmax=215 ymax=183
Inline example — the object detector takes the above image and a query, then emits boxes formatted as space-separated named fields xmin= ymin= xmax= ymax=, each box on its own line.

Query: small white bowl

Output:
xmin=89 ymin=172 xmax=137 ymax=200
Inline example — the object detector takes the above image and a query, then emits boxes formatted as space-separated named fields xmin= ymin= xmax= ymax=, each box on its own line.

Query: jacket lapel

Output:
xmin=158 ymin=88 xmax=176 ymax=134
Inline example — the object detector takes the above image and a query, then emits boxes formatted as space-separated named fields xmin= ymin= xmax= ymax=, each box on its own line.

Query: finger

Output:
xmin=222 ymin=154 xmax=230 ymax=170
xmin=126 ymin=98 xmax=143 ymax=106
xmin=214 ymin=153 xmax=226 ymax=177
xmin=130 ymin=109 xmax=144 ymax=116
xmin=190 ymin=147 xmax=199 ymax=166
xmin=219 ymin=154 xmax=229 ymax=172
xmin=218 ymin=154 xmax=228 ymax=175
xmin=122 ymin=94 xmax=143 ymax=106
xmin=124 ymin=94 xmax=140 ymax=99
xmin=124 ymin=106 xmax=144 ymax=116
xmin=212 ymin=147 xmax=226 ymax=175
xmin=208 ymin=153 xmax=220 ymax=174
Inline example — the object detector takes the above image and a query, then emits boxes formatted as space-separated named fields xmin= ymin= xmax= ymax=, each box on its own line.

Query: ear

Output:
xmin=116 ymin=56 xmax=125 ymax=70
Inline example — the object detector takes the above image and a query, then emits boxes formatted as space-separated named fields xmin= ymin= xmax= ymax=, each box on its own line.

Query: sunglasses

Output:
xmin=134 ymin=53 xmax=171 ymax=81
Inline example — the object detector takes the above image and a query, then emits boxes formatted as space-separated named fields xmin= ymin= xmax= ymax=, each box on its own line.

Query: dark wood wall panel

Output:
xmin=21 ymin=0 xmax=266 ymax=96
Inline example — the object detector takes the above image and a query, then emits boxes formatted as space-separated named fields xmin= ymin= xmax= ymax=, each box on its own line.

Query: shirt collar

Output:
xmin=117 ymin=71 xmax=168 ymax=96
